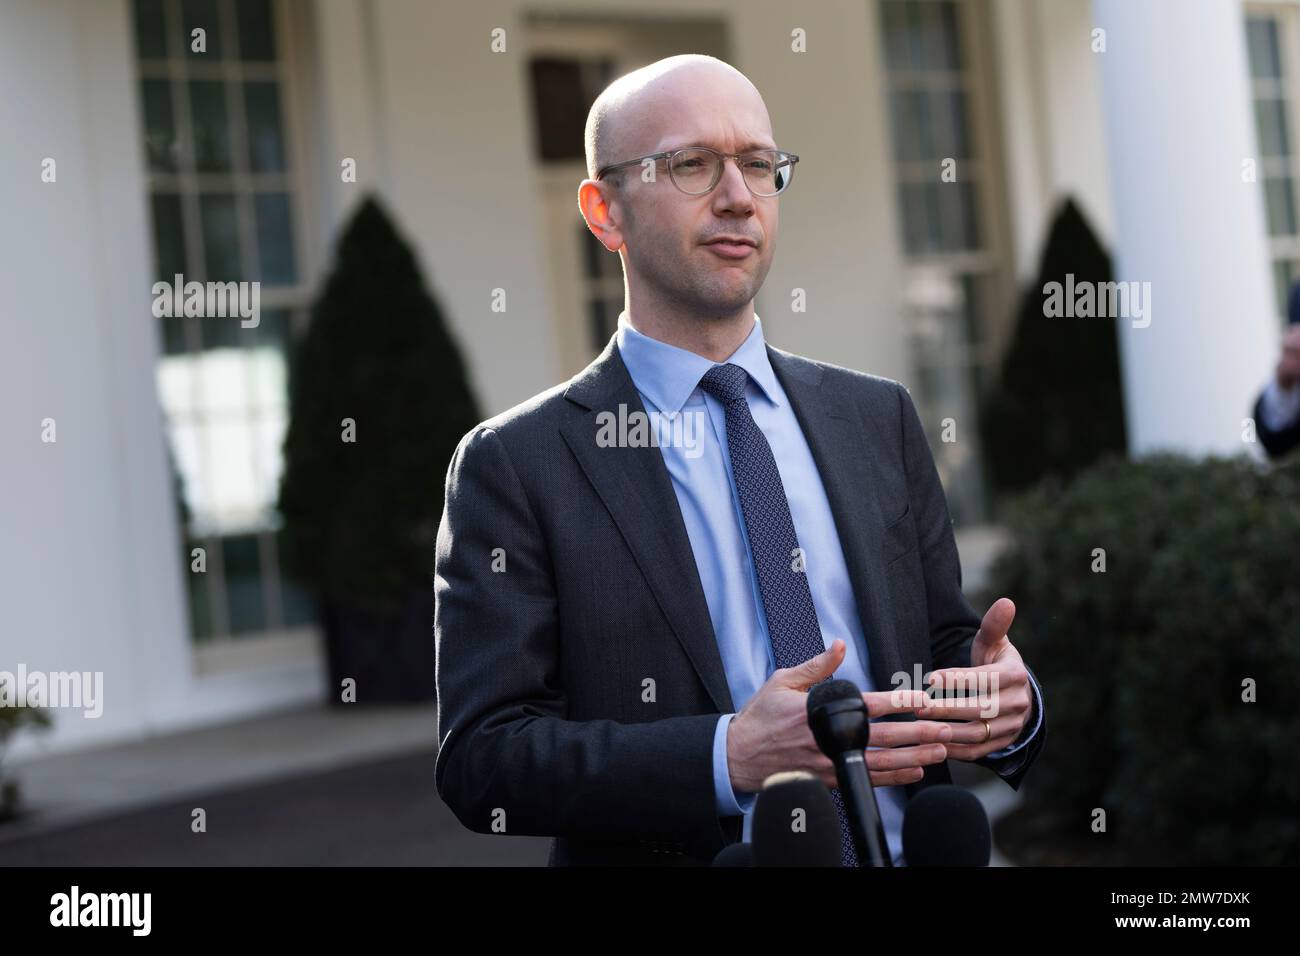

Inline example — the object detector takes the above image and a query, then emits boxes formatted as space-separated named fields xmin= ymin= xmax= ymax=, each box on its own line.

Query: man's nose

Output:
xmin=712 ymin=158 xmax=756 ymax=213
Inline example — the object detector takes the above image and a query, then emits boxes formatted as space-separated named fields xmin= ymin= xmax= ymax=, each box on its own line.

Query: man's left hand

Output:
xmin=917 ymin=597 xmax=1033 ymax=761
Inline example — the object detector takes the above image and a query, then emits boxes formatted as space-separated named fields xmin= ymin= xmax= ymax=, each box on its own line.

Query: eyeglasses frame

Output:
xmin=594 ymin=146 xmax=801 ymax=197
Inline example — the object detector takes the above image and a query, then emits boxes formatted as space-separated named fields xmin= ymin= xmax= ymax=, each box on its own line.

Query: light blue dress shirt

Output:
xmin=615 ymin=312 xmax=1043 ymax=865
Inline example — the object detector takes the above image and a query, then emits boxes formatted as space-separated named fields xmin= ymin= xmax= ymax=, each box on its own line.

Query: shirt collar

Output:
xmin=615 ymin=311 xmax=784 ymax=414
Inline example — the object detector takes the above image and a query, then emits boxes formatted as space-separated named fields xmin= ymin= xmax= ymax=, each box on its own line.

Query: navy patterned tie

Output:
xmin=698 ymin=362 xmax=860 ymax=867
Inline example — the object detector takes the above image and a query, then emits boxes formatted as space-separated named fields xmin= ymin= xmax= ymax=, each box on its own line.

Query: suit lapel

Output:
xmin=765 ymin=345 xmax=908 ymax=696
xmin=560 ymin=337 xmax=735 ymax=713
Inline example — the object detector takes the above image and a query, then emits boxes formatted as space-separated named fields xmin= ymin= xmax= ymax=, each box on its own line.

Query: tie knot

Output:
xmin=698 ymin=363 xmax=749 ymax=404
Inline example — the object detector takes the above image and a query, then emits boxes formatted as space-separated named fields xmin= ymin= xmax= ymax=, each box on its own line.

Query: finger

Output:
xmin=864 ymin=743 xmax=948 ymax=772
xmin=925 ymin=662 xmax=1028 ymax=685
xmin=944 ymin=731 xmax=1022 ymax=760
xmin=977 ymin=596 xmax=1016 ymax=644
xmin=869 ymin=767 xmax=927 ymax=787
xmin=863 ymin=719 xmax=954 ymax=747
xmin=864 ymin=688 xmax=931 ymax=716
xmin=779 ymin=639 xmax=846 ymax=690
xmin=917 ymin=689 xmax=1028 ymax=720
xmin=935 ymin=713 xmax=1026 ymax=745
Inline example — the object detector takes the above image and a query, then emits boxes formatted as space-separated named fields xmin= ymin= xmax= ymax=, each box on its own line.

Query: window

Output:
xmin=133 ymin=0 xmax=315 ymax=642
xmin=879 ymin=0 xmax=1009 ymax=524
xmin=1246 ymin=9 xmax=1300 ymax=325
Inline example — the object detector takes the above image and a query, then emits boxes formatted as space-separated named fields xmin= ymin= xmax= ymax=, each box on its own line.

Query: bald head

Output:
xmin=584 ymin=55 xmax=773 ymax=184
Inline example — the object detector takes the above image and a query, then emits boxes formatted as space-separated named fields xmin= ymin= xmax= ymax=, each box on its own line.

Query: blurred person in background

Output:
xmin=1253 ymin=281 xmax=1300 ymax=459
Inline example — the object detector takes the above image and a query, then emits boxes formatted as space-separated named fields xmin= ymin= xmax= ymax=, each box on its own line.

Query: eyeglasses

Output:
xmin=595 ymin=146 xmax=800 ymax=197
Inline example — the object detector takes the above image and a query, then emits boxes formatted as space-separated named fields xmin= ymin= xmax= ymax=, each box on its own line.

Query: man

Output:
xmin=1252 ymin=281 xmax=1300 ymax=460
xmin=434 ymin=55 xmax=1045 ymax=866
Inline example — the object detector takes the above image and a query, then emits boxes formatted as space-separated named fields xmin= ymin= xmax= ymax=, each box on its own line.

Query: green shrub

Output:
xmin=986 ymin=454 xmax=1300 ymax=864
xmin=277 ymin=196 xmax=481 ymax=614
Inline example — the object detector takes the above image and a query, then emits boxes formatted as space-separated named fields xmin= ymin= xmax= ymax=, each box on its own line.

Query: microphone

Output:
xmin=711 ymin=842 xmax=755 ymax=867
xmin=751 ymin=771 xmax=842 ymax=866
xmin=902 ymin=785 xmax=991 ymax=866
xmin=807 ymin=678 xmax=893 ymax=866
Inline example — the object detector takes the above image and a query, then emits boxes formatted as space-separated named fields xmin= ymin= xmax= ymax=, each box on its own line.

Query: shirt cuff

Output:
xmin=712 ymin=713 xmax=757 ymax=816
xmin=983 ymin=665 xmax=1043 ymax=760
xmin=1260 ymin=379 xmax=1300 ymax=432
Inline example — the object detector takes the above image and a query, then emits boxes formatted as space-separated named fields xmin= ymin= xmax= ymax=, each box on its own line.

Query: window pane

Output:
xmin=931 ymin=89 xmax=971 ymax=161
xmin=150 ymin=192 xmax=187 ymax=282
xmin=236 ymin=0 xmax=276 ymax=60
xmin=918 ymin=0 xmax=961 ymax=71
xmin=183 ymin=0 xmax=223 ymax=59
xmin=1264 ymin=177 xmax=1297 ymax=236
xmin=200 ymin=193 xmax=241 ymax=280
xmin=199 ymin=340 xmax=250 ymax=424
xmin=254 ymin=192 xmax=297 ymax=284
xmin=1273 ymin=258 xmax=1296 ymax=320
xmin=184 ymin=535 xmax=215 ymax=640
xmin=280 ymin=579 xmax=318 ymax=627
xmin=208 ymin=419 xmax=261 ymax=529
xmin=133 ymin=0 xmax=168 ymax=59
xmin=141 ymin=79 xmax=177 ymax=172
xmin=157 ymin=352 xmax=201 ymax=418
xmin=1247 ymin=17 xmax=1281 ymax=80
xmin=221 ymin=533 xmax=266 ymax=634
xmin=160 ymin=313 xmax=188 ymax=356
xmin=1255 ymin=96 xmax=1289 ymax=158
xmin=898 ymin=181 xmax=928 ymax=255
xmin=254 ymin=412 xmax=288 ymax=513
xmin=189 ymin=80 xmax=232 ymax=172
xmin=277 ymin=530 xmax=318 ymax=627
xmin=200 ymin=303 xmax=245 ymax=353
xmin=248 ymin=309 xmax=289 ymax=408
xmin=881 ymin=0 xmax=912 ymax=71
xmin=244 ymin=81 xmax=287 ymax=172
xmin=890 ymin=89 xmax=926 ymax=162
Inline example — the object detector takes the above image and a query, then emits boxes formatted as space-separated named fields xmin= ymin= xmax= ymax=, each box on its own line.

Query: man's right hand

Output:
xmin=725 ymin=638 xmax=952 ymax=795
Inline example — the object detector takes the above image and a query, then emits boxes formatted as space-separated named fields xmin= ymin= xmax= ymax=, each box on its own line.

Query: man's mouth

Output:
xmin=704 ymin=237 xmax=757 ymax=259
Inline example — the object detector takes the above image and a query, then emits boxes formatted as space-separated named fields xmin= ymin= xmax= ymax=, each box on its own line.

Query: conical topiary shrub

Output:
xmin=978 ymin=198 xmax=1128 ymax=502
xmin=278 ymin=195 xmax=480 ymax=703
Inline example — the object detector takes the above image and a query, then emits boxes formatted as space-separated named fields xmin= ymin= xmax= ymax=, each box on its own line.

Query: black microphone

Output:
xmin=807 ymin=678 xmax=892 ymax=866
xmin=751 ymin=771 xmax=842 ymax=867
xmin=902 ymin=785 xmax=991 ymax=866
xmin=711 ymin=842 xmax=755 ymax=867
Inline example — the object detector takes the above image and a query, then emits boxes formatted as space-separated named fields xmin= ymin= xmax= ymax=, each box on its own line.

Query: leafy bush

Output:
xmin=979 ymin=199 xmax=1127 ymax=502
xmin=277 ymin=196 xmax=480 ymax=613
xmin=985 ymin=454 xmax=1300 ymax=864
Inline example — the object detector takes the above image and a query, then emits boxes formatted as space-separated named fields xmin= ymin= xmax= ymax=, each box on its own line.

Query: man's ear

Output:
xmin=578 ymin=180 xmax=624 ymax=252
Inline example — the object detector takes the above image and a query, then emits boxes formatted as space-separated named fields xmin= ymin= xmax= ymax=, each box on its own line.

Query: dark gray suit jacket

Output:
xmin=433 ymin=334 xmax=1046 ymax=866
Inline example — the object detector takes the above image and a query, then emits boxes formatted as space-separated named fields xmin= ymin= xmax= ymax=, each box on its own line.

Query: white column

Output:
xmin=1093 ymin=0 xmax=1277 ymax=455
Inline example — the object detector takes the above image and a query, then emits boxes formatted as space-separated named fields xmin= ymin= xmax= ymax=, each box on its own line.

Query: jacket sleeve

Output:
xmin=895 ymin=382 xmax=1046 ymax=791
xmin=1254 ymin=389 xmax=1300 ymax=460
xmin=433 ymin=425 xmax=727 ymax=855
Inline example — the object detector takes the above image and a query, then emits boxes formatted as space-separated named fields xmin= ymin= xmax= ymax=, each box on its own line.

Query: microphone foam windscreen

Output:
xmin=902 ymin=785 xmax=991 ymax=867
xmin=752 ymin=774 xmax=843 ymax=867
xmin=807 ymin=678 xmax=861 ymax=713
